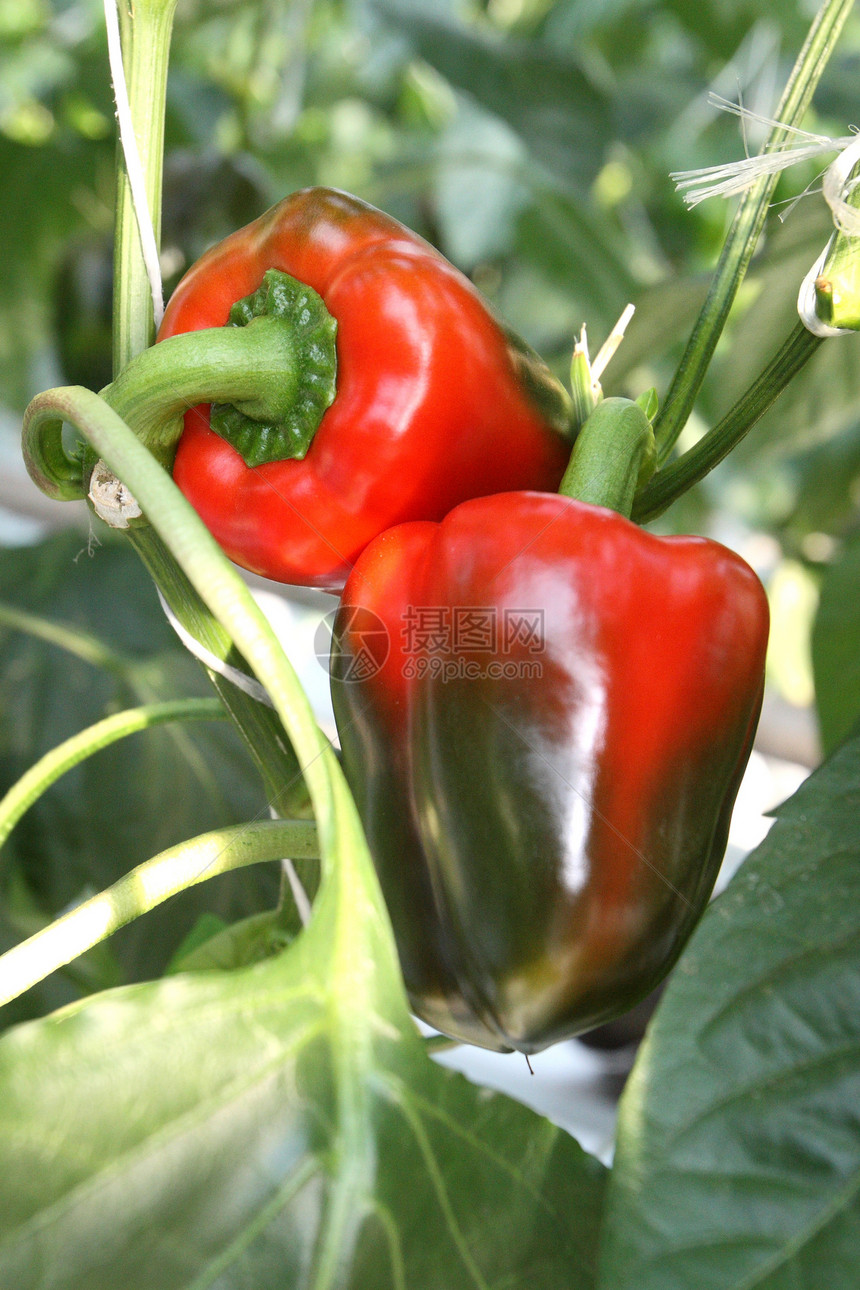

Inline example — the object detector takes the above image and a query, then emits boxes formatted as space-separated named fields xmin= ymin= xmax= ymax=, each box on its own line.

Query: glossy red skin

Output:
xmin=158 ymin=188 xmax=571 ymax=590
xmin=331 ymin=494 xmax=769 ymax=1053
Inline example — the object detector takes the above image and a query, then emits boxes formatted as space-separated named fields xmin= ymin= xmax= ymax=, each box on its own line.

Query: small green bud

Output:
xmin=812 ymin=180 xmax=860 ymax=332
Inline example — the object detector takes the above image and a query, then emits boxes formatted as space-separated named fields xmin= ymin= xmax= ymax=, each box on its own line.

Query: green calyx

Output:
xmin=558 ymin=396 xmax=656 ymax=519
xmin=210 ymin=269 xmax=338 ymax=466
xmin=97 ymin=269 xmax=339 ymax=477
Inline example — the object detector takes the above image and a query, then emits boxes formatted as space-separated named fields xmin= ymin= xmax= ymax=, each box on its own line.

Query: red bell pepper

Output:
xmin=330 ymin=491 xmax=769 ymax=1053
xmin=158 ymin=187 xmax=572 ymax=590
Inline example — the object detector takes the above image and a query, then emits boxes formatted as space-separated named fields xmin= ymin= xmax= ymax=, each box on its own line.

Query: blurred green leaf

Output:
xmin=542 ymin=0 xmax=654 ymax=45
xmin=514 ymin=184 xmax=638 ymax=333
xmin=432 ymin=98 xmax=530 ymax=268
xmin=663 ymin=0 xmax=809 ymax=58
xmin=778 ymin=416 xmax=860 ymax=541
xmin=0 ymin=531 xmax=276 ymax=1002
xmin=814 ymin=47 xmax=860 ymax=125
xmin=812 ymin=528 xmax=860 ymax=754
xmin=0 ymin=0 xmax=115 ymax=408
xmin=376 ymin=4 xmax=613 ymax=188
xmin=0 ymin=135 xmax=106 ymax=408
xmin=597 ymin=731 xmax=860 ymax=1289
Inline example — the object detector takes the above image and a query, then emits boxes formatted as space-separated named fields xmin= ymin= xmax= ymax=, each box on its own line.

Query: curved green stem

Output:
xmin=0 ymin=818 xmax=318 ymax=1008
xmin=123 ymin=526 xmax=312 ymax=818
xmin=22 ymin=386 xmax=405 ymax=1002
xmin=634 ymin=323 xmax=821 ymax=522
xmin=103 ymin=313 xmax=327 ymax=468
xmin=653 ymin=0 xmax=854 ymax=463
xmin=22 ymin=404 xmax=87 ymax=500
xmin=0 ymin=698 xmax=224 ymax=855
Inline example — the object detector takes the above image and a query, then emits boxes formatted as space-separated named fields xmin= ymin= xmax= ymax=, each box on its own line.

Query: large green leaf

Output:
xmin=812 ymin=531 xmax=860 ymax=755
xmin=597 ymin=732 xmax=860 ymax=1289
xmin=0 ymin=840 xmax=606 ymax=1287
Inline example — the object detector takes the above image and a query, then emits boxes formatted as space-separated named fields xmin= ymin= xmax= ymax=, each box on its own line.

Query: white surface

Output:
xmin=433 ymin=1036 xmax=627 ymax=1164
xmin=251 ymin=586 xmax=339 ymax=741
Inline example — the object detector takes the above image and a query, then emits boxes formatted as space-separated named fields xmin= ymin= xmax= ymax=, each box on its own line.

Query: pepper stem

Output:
xmin=633 ymin=324 xmax=820 ymax=523
xmin=100 ymin=269 xmax=337 ymax=471
xmin=558 ymin=396 xmax=656 ymax=518
xmin=209 ymin=268 xmax=337 ymax=465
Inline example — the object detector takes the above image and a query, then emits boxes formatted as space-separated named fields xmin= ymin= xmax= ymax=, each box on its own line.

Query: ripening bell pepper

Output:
xmin=157 ymin=187 xmax=572 ymax=590
xmin=330 ymin=491 xmax=769 ymax=1053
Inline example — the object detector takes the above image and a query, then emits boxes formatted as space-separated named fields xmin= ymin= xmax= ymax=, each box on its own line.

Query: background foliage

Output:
xmin=0 ymin=1 xmax=859 ymax=1284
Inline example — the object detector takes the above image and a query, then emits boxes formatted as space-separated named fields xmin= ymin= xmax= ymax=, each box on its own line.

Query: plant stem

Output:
xmin=634 ymin=323 xmax=821 ymax=521
xmin=0 ymin=818 xmax=318 ymax=1008
xmin=127 ymin=525 xmax=313 ymax=820
xmin=23 ymin=387 xmax=403 ymax=992
xmin=112 ymin=0 xmax=177 ymax=372
xmin=0 ymin=698 xmax=224 ymax=856
xmin=653 ymin=0 xmax=854 ymax=464
xmin=104 ymin=0 xmax=311 ymax=826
